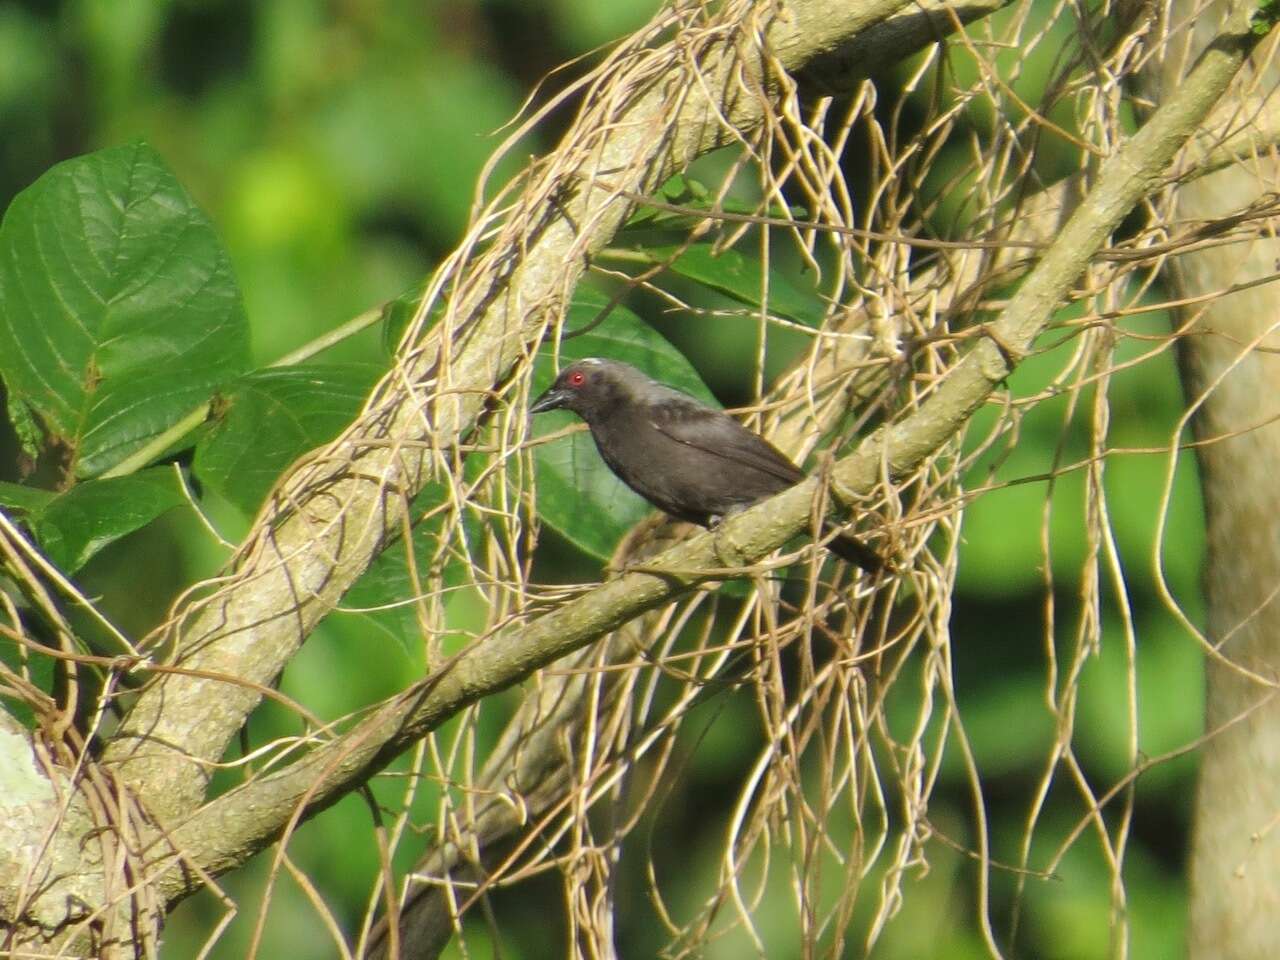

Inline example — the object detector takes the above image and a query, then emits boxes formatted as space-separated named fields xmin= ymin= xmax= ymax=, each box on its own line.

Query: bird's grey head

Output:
xmin=529 ymin=357 xmax=651 ymax=421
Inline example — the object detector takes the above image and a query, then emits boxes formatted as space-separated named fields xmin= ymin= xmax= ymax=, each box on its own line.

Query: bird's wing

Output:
xmin=646 ymin=396 xmax=804 ymax=486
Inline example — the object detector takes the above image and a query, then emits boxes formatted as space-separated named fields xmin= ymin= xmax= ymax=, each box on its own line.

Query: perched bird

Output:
xmin=529 ymin=357 xmax=881 ymax=571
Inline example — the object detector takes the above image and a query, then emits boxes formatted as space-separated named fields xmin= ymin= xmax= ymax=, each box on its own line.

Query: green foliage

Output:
xmin=0 ymin=141 xmax=250 ymax=479
xmin=0 ymin=469 xmax=186 ymax=573
xmin=1252 ymin=0 xmax=1280 ymax=35
xmin=379 ymin=276 xmax=433 ymax=355
xmin=0 ymin=145 xmax=385 ymax=582
xmin=193 ymin=363 xmax=384 ymax=514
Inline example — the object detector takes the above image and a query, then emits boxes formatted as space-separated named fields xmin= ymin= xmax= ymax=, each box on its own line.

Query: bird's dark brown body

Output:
xmin=530 ymin=358 xmax=880 ymax=571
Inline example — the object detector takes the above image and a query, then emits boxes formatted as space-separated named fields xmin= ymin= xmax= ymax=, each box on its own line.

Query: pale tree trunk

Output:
xmin=1149 ymin=8 xmax=1280 ymax=957
xmin=1181 ymin=199 xmax=1280 ymax=958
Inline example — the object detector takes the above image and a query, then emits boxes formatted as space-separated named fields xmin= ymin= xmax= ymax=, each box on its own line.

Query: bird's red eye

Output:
xmin=567 ymin=370 xmax=586 ymax=386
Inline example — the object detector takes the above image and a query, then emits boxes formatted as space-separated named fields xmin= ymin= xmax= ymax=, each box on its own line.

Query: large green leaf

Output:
xmin=532 ymin=288 xmax=717 ymax=560
xmin=0 ymin=141 xmax=251 ymax=479
xmin=193 ymin=363 xmax=383 ymax=514
xmin=0 ymin=468 xmax=185 ymax=572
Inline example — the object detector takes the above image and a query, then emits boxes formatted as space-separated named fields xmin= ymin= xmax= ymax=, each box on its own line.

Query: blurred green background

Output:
xmin=0 ymin=1 xmax=1205 ymax=957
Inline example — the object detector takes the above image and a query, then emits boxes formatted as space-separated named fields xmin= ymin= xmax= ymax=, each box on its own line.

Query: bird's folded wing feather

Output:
xmin=647 ymin=398 xmax=803 ymax=485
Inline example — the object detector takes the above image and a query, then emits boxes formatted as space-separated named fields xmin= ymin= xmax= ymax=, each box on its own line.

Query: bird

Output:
xmin=529 ymin=357 xmax=881 ymax=572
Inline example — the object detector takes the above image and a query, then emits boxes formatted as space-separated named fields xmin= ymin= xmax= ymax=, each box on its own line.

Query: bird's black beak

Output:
xmin=529 ymin=386 xmax=570 ymax=415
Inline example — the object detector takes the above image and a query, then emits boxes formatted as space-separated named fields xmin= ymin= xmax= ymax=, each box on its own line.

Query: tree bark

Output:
xmin=1147 ymin=8 xmax=1280 ymax=958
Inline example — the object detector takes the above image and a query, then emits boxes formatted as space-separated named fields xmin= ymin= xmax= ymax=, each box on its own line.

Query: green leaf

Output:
xmin=14 ymin=468 xmax=186 ymax=572
xmin=33 ymin=469 xmax=187 ymax=571
xmin=0 ymin=627 xmax=58 ymax=730
xmin=336 ymin=534 xmax=428 ymax=652
xmin=0 ymin=141 xmax=251 ymax=479
xmin=380 ymin=276 xmax=431 ymax=356
xmin=533 ymin=288 xmax=716 ymax=560
xmin=193 ymin=363 xmax=383 ymax=514
xmin=640 ymin=243 xmax=826 ymax=328
xmin=0 ymin=481 xmax=55 ymax=517
xmin=663 ymin=173 xmax=709 ymax=203
xmin=4 ymin=396 xmax=42 ymax=464
xmin=1253 ymin=0 xmax=1280 ymax=34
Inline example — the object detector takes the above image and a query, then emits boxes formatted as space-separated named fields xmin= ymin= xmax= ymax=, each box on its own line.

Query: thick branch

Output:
xmin=798 ymin=0 xmax=1010 ymax=92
